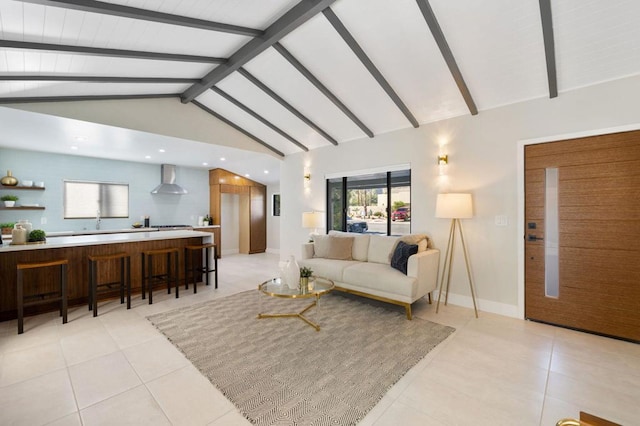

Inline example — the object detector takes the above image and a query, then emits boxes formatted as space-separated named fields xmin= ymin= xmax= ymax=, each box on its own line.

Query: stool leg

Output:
xmin=61 ymin=263 xmax=68 ymax=325
xmin=174 ymin=251 xmax=179 ymax=299
xmin=214 ymin=245 xmax=218 ymax=289
xmin=167 ymin=252 xmax=172 ymax=295
xmin=148 ymin=255 xmax=153 ymax=305
xmin=119 ymin=257 xmax=125 ymax=305
xmin=88 ymin=260 xmax=93 ymax=311
xmin=141 ymin=253 xmax=146 ymax=300
xmin=126 ymin=256 xmax=131 ymax=309
xmin=184 ymin=248 xmax=189 ymax=290
xmin=17 ymin=269 xmax=24 ymax=334
xmin=92 ymin=260 xmax=98 ymax=317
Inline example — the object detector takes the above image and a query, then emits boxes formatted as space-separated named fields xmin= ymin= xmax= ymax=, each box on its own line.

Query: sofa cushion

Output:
xmin=326 ymin=236 xmax=354 ymax=260
xmin=298 ymin=258 xmax=360 ymax=283
xmin=395 ymin=234 xmax=431 ymax=253
xmin=367 ymin=235 xmax=399 ymax=264
xmin=342 ymin=262 xmax=417 ymax=299
xmin=329 ymin=230 xmax=370 ymax=261
xmin=390 ymin=241 xmax=418 ymax=274
xmin=313 ymin=234 xmax=331 ymax=258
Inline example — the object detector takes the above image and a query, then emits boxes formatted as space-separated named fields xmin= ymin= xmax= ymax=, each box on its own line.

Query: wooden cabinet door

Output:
xmin=249 ymin=186 xmax=266 ymax=253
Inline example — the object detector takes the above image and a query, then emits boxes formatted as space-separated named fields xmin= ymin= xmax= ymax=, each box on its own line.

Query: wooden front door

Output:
xmin=524 ymin=130 xmax=640 ymax=342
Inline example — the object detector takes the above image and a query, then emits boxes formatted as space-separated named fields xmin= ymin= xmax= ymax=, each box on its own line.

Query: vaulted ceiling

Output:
xmin=1 ymin=0 xmax=639 ymax=161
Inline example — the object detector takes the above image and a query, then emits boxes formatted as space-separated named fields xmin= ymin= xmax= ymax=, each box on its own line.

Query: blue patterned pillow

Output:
xmin=390 ymin=241 xmax=418 ymax=275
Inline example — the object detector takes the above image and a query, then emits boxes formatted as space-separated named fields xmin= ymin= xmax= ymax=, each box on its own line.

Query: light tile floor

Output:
xmin=0 ymin=253 xmax=638 ymax=425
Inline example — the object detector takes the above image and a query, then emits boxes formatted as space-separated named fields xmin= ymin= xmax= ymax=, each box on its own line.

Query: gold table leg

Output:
xmin=258 ymin=298 xmax=321 ymax=331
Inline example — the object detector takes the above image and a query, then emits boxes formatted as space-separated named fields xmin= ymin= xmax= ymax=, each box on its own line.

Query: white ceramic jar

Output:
xmin=12 ymin=224 xmax=27 ymax=245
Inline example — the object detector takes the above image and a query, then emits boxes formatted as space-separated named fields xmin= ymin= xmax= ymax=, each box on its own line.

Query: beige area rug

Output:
xmin=148 ymin=291 xmax=455 ymax=425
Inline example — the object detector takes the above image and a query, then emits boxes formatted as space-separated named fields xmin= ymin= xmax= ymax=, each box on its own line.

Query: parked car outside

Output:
xmin=346 ymin=217 xmax=368 ymax=233
xmin=391 ymin=207 xmax=411 ymax=221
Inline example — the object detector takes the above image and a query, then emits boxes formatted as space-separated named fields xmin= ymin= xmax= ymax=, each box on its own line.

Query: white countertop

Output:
xmin=47 ymin=228 xmax=158 ymax=237
xmin=0 ymin=230 xmax=213 ymax=252
xmin=192 ymin=225 xmax=221 ymax=229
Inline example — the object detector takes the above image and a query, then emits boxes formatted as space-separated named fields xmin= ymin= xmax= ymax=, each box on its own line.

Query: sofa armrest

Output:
xmin=407 ymin=249 xmax=440 ymax=300
xmin=301 ymin=243 xmax=315 ymax=260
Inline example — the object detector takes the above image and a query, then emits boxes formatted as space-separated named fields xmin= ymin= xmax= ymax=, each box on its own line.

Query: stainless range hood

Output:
xmin=151 ymin=164 xmax=188 ymax=195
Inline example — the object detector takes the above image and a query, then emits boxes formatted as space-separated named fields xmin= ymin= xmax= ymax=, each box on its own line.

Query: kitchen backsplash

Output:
xmin=0 ymin=147 xmax=209 ymax=232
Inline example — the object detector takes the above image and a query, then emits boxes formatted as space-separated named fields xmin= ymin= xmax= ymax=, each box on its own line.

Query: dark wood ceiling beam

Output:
xmin=211 ymin=87 xmax=309 ymax=152
xmin=17 ymin=0 xmax=262 ymax=37
xmin=238 ymin=68 xmax=338 ymax=146
xmin=181 ymin=0 xmax=338 ymax=103
xmin=0 ymin=93 xmax=179 ymax=104
xmin=0 ymin=75 xmax=200 ymax=83
xmin=192 ymin=100 xmax=285 ymax=158
xmin=539 ymin=0 xmax=558 ymax=98
xmin=414 ymin=0 xmax=478 ymax=115
xmin=273 ymin=42 xmax=374 ymax=138
xmin=0 ymin=39 xmax=225 ymax=63
xmin=322 ymin=7 xmax=419 ymax=128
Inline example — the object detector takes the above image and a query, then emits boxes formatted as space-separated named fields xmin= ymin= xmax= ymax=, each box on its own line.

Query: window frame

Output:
xmin=63 ymin=179 xmax=130 ymax=219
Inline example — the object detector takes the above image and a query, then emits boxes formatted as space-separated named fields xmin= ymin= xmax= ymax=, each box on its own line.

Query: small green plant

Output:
xmin=0 ymin=222 xmax=15 ymax=229
xmin=1 ymin=194 xmax=18 ymax=202
xmin=28 ymin=229 xmax=46 ymax=242
xmin=300 ymin=266 xmax=313 ymax=278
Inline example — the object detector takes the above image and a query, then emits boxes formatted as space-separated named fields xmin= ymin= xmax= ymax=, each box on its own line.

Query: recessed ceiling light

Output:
xmin=245 ymin=174 xmax=250 ymax=178
xmin=220 ymin=157 xmax=226 ymax=161
xmin=264 ymin=170 xmax=269 ymax=174
xmin=145 ymin=155 xmax=151 ymax=159
xmin=70 ymin=146 xmax=78 ymax=150
xmin=159 ymin=149 xmax=165 ymax=153
xmin=202 ymin=162 xmax=208 ymax=166
xmin=74 ymin=136 xmax=86 ymax=142
xmin=234 ymin=176 xmax=240 ymax=179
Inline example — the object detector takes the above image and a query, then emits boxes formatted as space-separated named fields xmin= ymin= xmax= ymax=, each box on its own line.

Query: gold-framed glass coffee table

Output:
xmin=257 ymin=276 xmax=334 ymax=331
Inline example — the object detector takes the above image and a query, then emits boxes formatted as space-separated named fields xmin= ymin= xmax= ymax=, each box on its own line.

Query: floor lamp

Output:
xmin=435 ymin=193 xmax=479 ymax=318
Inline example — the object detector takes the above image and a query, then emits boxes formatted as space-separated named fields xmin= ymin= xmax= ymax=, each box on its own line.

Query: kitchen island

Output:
xmin=0 ymin=230 xmax=214 ymax=321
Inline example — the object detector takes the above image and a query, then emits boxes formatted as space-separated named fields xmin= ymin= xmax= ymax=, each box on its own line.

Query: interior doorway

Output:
xmin=523 ymin=129 xmax=640 ymax=342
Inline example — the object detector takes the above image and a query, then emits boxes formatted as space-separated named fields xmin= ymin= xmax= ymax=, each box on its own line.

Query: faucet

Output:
xmin=96 ymin=209 xmax=101 ymax=230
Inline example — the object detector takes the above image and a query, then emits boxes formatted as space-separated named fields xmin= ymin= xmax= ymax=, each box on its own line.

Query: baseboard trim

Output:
xmin=266 ymin=248 xmax=280 ymax=255
xmin=439 ymin=292 xmax=519 ymax=318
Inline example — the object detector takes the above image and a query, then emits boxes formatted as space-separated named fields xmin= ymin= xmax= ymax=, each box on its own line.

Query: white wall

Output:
xmin=0 ymin=148 xmax=209 ymax=231
xmin=280 ymin=74 xmax=640 ymax=317
xmin=266 ymin=183 xmax=281 ymax=254
xmin=220 ymin=193 xmax=240 ymax=255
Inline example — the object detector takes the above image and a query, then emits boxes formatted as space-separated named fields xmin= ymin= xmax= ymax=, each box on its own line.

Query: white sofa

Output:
xmin=299 ymin=231 xmax=440 ymax=319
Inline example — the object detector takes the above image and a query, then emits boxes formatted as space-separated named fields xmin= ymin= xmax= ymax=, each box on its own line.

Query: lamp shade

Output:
xmin=302 ymin=211 xmax=324 ymax=229
xmin=435 ymin=193 xmax=473 ymax=219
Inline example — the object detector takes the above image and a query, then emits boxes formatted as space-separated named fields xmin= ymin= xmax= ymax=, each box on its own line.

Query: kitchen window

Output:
xmin=63 ymin=180 xmax=129 ymax=219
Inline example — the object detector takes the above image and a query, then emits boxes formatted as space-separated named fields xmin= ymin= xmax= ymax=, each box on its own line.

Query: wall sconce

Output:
xmin=437 ymin=154 xmax=448 ymax=165
xmin=304 ymin=173 xmax=311 ymax=182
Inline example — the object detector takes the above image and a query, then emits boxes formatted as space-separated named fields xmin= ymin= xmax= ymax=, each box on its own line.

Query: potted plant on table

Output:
xmin=28 ymin=229 xmax=46 ymax=243
xmin=1 ymin=194 xmax=18 ymax=207
xmin=300 ymin=266 xmax=313 ymax=290
xmin=0 ymin=222 xmax=15 ymax=234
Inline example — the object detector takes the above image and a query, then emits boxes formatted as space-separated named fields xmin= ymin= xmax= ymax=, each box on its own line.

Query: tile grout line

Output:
xmin=538 ymin=332 xmax=557 ymax=426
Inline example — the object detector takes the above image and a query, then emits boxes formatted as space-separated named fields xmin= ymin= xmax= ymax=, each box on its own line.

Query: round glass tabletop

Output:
xmin=258 ymin=276 xmax=334 ymax=299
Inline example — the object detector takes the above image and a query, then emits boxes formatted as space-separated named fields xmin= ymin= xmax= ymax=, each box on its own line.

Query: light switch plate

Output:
xmin=494 ymin=215 xmax=508 ymax=227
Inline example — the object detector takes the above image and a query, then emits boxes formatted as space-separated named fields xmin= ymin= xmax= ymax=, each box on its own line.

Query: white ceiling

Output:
xmin=1 ymin=0 xmax=639 ymax=175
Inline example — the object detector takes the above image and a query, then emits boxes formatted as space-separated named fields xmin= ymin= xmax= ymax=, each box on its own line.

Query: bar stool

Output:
xmin=184 ymin=243 xmax=218 ymax=294
xmin=141 ymin=247 xmax=180 ymax=304
xmin=16 ymin=258 xmax=68 ymax=334
xmin=88 ymin=252 xmax=131 ymax=317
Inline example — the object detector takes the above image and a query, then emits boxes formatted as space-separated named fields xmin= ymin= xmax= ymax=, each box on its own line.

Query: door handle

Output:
xmin=527 ymin=234 xmax=544 ymax=241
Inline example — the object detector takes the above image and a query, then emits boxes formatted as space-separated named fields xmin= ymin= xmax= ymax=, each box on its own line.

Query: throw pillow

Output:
xmin=326 ymin=236 xmax=354 ymax=260
xmin=313 ymin=234 xmax=331 ymax=258
xmin=368 ymin=235 xmax=400 ymax=264
xmin=390 ymin=241 xmax=419 ymax=275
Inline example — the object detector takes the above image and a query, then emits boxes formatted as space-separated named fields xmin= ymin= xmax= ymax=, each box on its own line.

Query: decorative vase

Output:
xmin=300 ymin=276 xmax=309 ymax=291
xmin=17 ymin=220 xmax=32 ymax=233
xmin=3 ymin=201 xmax=15 ymax=207
xmin=1 ymin=170 xmax=18 ymax=186
xmin=11 ymin=224 xmax=27 ymax=245
xmin=282 ymin=255 xmax=300 ymax=290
